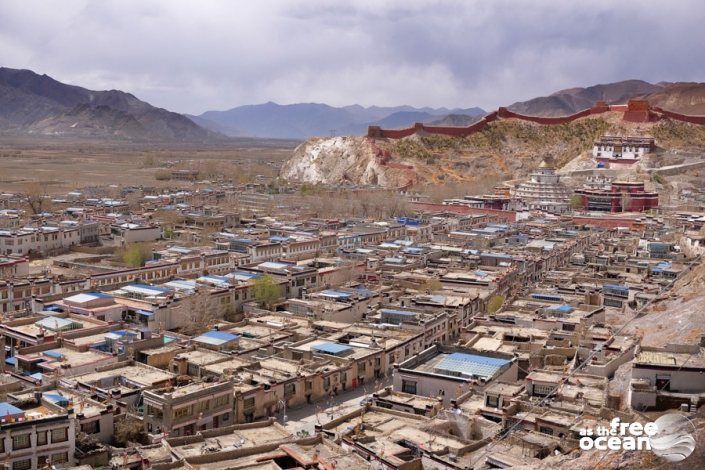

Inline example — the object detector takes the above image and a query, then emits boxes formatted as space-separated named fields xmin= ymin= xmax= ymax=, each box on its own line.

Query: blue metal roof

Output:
xmin=311 ymin=343 xmax=353 ymax=355
xmin=320 ymin=290 xmax=353 ymax=299
xmin=43 ymin=305 xmax=63 ymax=312
xmin=194 ymin=330 xmax=239 ymax=345
xmin=43 ymin=350 xmax=66 ymax=359
xmin=434 ymin=353 xmax=510 ymax=378
xmin=381 ymin=309 xmax=416 ymax=317
xmin=481 ymin=253 xmax=513 ymax=259
xmin=531 ymin=294 xmax=563 ymax=301
xmin=0 ymin=403 xmax=24 ymax=417
xmin=44 ymin=394 xmax=70 ymax=406
xmin=131 ymin=284 xmax=170 ymax=293
xmin=89 ymin=293 xmax=113 ymax=299
xmin=603 ymin=283 xmax=628 ymax=290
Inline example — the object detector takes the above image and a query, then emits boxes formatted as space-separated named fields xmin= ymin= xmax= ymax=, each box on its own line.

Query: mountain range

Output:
xmin=1 ymin=67 xmax=705 ymax=141
xmin=0 ymin=67 xmax=219 ymax=140
xmin=191 ymin=103 xmax=486 ymax=139
xmin=506 ymin=79 xmax=705 ymax=117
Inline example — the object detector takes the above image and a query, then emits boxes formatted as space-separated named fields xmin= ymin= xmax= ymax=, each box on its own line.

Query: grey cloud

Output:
xmin=2 ymin=0 xmax=704 ymax=114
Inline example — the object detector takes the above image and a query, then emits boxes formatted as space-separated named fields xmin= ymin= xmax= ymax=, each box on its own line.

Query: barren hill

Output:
xmin=24 ymin=104 xmax=160 ymax=140
xmin=280 ymin=136 xmax=420 ymax=187
xmin=280 ymin=116 xmax=613 ymax=186
xmin=280 ymin=111 xmax=705 ymax=189
xmin=508 ymin=80 xmax=664 ymax=117
xmin=643 ymin=82 xmax=705 ymax=115
xmin=0 ymin=67 xmax=219 ymax=140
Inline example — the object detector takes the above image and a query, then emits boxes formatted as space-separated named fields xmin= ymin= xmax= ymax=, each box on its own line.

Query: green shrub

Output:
xmin=154 ymin=169 xmax=172 ymax=181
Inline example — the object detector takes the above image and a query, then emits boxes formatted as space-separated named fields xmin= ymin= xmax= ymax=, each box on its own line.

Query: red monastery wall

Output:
xmin=368 ymin=100 xmax=705 ymax=143
xmin=652 ymin=107 xmax=705 ymax=125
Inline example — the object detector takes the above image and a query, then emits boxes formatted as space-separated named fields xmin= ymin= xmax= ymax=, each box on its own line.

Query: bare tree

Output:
xmin=176 ymin=292 xmax=226 ymax=336
xmin=620 ymin=192 xmax=633 ymax=212
xmin=24 ymin=180 xmax=51 ymax=215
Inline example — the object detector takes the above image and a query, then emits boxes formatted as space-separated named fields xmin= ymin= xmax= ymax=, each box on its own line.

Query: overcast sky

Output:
xmin=2 ymin=0 xmax=704 ymax=115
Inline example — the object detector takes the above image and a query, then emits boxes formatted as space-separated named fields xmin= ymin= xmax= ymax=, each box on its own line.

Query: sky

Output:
xmin=2 ymin=0 xmax=705 ymax=115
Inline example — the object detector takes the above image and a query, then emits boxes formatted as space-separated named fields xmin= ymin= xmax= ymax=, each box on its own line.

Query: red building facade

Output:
xmin=574 ymin=181 xmax=658 ymax=213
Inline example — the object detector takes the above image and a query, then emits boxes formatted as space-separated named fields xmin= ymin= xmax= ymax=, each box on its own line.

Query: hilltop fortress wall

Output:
xmin=367 ymin=100 xmax=705 ymax=139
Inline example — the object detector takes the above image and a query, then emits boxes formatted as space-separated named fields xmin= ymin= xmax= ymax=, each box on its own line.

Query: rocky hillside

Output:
xmin=0 ymin=67 xmax=220 ymax=140
xmin=642 ymin=82 xmax=705 ymax=115
xmin=280 ymin=116 xmax=613 ymax=186
xmin=280 ymin=136 xmax=420 ymax=187
xmin=23 ymin=104 xmax=159 ymax=140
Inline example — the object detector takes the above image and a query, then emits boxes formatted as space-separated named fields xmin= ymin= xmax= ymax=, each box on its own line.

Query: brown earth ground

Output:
xmin=0 ymin=136 xmax=301 ymax=195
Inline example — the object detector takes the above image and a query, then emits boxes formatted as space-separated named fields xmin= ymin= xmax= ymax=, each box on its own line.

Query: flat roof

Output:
xmin=433 ymin=352 xmax=510 ymax=378
xmin=311 ymin=342 xmax=352 ymax=355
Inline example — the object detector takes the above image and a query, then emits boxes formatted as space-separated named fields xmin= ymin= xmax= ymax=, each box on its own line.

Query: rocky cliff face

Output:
xmin=280 ymin=136 xmax=419 ymax=188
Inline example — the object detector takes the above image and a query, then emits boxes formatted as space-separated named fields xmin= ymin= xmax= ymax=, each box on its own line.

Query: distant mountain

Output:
xmin=24 ymin=104 xmax=159 ymax=140
xmin=199 ymin=102 xmax=356 ymax=139
xmin=0 ymin=67 xmax=220 ymax=140
xmin=641 ymin=82 xmax=705 ymax=115
xmin=508 ymin=80 xmax=665 ymax=117
xmin=198 ymin=102 xmax=486 ymax=139
xmin=184 ymin=114 xmax=250 ymax=137
xmin=427 ymin=114 xmax=482 ymax=127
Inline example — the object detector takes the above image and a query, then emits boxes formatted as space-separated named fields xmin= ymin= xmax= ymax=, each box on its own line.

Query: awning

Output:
xmin=136 ymin=310 xmax=154 ymax=316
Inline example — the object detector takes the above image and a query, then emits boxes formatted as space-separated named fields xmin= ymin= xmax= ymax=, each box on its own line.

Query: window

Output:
xmin=323 ymin=376 xmax=330 ymax=388
xmin=243 ymin=397 xmax=255 ymax=409
xmin=532 ymin=384 xmax=555 ymax=397
xmin=284 ymin=383 xmax=295 ymax=396
xmin=539 ymin=426 xmax=554 ymax=436
xmin=51 ymin=428 xmax=68 ymax=442
xmin=174 ymin=405 xmax=193 ymax=419
xmin=52 ymin=452 xmax=69 ymax=464
xmin=486 ymin=395 xmax=499 ymax=408
xmin=358 ymin=362 xmax=366 ymax=372
xmin=13 ymin=459 xmax=31 ymax=470
xmin=305 ymin=381 xmax=312 ymax=391
xmin=199 ymin=400 xmax=210 ymax=411
xmin=215 ymin=394 xmax=229 ymax=406
xmin=13 ymin=434 xmax=30 ymax=450
xmin=0 ymin=438 xmax=3 ymax=452
xmin=81 ymin=420 xmax=100 ymax=434
xmin=221 ymin=412 xmax=230 ymax=422
xmin=402 ymin=380 xmax=417 ymax=395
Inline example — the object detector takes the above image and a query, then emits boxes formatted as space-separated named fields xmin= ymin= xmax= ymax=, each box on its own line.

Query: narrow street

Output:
xmin=282 ymin=374 xmax=393 ymax=436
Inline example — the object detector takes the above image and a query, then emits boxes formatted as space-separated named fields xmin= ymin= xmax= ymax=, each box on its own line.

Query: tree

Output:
xmin=487 ymin=295 xmax=505 ymax=314
xmin=569 ymin=194 xmax=583 ymax=210
xmin=620 ymin=192 xmax=633 ymax=212
xmin=114 ymin=413 xmax=146 ymax=446
xmin=177 ymin=292 xmax=226 ymax=336
xmin=421 ymin=279 xmax=443 ymax=292
xmin=24 ymin=180 xmax=51 ymax=215
xmin=252 ymin=275 xmax=281 ymax=308
xmin=123 ymin=243 xmax=152 ymax=267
